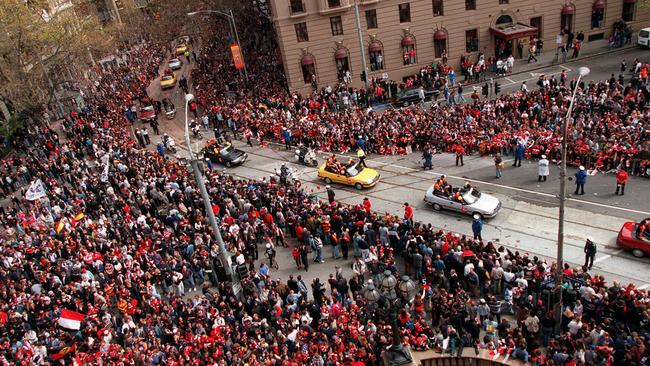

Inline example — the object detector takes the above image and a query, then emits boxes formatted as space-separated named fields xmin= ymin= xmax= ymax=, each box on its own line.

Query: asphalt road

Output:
xmin=139 ymin=46 xmax=650 ymax=289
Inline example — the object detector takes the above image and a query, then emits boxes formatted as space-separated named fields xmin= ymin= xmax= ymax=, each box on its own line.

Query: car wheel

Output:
xmin=225 ymin=161 xmax=232 ymax=168
xmin=324 ymin=177 xmax=332 ymax=184
xmin=472 ymin=212 xmax=484 ymax=220
xmin=432 ymin=203 xmax=442 ymax=211
xmin=355 ymin=183 xmax=363 ymax=190
xmin=632 ymin=249 xmax=644 ymax=258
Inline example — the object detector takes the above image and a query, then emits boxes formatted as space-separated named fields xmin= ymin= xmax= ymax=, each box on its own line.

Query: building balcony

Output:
xmin=288 ymin=0 xmax=307 ymax=17
xmin=317 ymin=0 xmax=350 ymax=15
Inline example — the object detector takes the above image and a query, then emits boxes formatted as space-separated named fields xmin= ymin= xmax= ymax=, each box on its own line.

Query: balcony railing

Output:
xmin=413 ymin=348 xmax=527 ymax=366
xmin=317 ymin=0 xmax=349 ymax=13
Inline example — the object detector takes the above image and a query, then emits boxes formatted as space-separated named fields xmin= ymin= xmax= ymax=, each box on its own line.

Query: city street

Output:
xmin=141 ymin=45 xmax=650 ymax=289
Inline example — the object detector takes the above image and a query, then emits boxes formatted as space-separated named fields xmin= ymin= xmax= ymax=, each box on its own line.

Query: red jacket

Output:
xmin=404 ymin=205 xmax=414 ymax=220
xmin=616 ymin=170 xmax=628 ymax=184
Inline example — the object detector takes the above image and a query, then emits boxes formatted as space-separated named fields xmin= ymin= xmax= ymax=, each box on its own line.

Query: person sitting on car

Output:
xmin=326 ymin=154 xmax=342 ymax=173
xmin=453 ymin=191 xmax=464 ymax=203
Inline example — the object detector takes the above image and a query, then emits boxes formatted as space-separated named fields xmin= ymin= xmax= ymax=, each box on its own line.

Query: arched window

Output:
xmin=561 ymin=5 xmax=575 ymax=33
xmin=434 ymin=29 xmax=447 ymax=59
xmin=369 ymin=41 xmax=384 ymax=71
xmin=401 ymin=35 xmax=416 ymax=65
xmin=496 ymin=15 xmax=514 ymax=27
xmin=591 ymin=0 xmax=605 ymax=28
xmin=301 ymin=54 xmax=316 ymax=84
xmin=334 ymin=48 xmax=350 ymax=81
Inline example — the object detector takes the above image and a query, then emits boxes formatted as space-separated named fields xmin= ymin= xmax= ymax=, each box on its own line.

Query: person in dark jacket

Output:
xmin=513 ymin=143 xmax=525 ymax=167
xmin=472 ymin=214 xmax=483 ymax=241
xmin=326 ymin=185 xmax=335 ymax=204
xmin=584 ymin=237 xmax=597 ymax=270
xmin=574 ymin=165 xmax=588 ymax=195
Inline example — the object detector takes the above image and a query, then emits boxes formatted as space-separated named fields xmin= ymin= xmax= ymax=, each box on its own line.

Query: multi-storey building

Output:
xmin=269 ymin=0 xmax=650 ymax=94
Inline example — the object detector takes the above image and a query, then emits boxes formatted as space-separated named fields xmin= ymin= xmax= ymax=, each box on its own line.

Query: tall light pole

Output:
xmin=353 ymin=0 xmax=369 ymax=105
xmin=183 ymin=93 xmax=238 ymax=293
xmin=187 ymin=10 xmax=249 ymax=80
xmin=554 ymin=66 xmax=589 ymax=334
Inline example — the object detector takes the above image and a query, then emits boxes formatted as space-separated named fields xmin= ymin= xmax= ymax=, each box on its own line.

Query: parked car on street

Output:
xmin=424 ymin=185 xmax=501 ymax=219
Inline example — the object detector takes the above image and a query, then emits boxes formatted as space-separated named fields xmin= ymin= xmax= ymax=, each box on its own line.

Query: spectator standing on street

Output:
xmin=538 ymin=154 xmax=549 ymax=182
xmin=455 ymin=143 xmax=465 ymax=166
xmin=472 ymin=214 xmax=483 ymax=241
xmin=326 ymin=185 xmax=335 ymax=204
xmin=494 ymin=153 xmax=503 ymax=178
xmin=615 ymin=168 xmax=628 ymax=195
xmin=404 ymin=202 xmax=414 ymax=226
xmin=513 ymin=142 xmax=525 ymax=167
xmin=574 ymin=165 xmax=588 ymax=195
xmin=281 ymin=127 xmax=292 ymax=150
xmin=363 ymin=197 xmax=372 ymax=214
xmin=422 ymin=146 xmax=433 ymax=170
xmin=584 ymin=237 xmax=597 ymax=270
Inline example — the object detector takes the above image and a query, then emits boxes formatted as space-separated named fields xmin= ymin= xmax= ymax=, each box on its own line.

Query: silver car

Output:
xmin=424 ymin=186 xmax=501 ymax=219
xmin=168 ymin=58 xmax=183 ymax=70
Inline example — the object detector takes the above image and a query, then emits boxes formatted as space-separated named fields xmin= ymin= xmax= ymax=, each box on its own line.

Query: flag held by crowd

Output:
xmin=49 ymin=342 xmax=77 ymax=360
xmin=25 ymin=179 xmax=47 ymax=201
xmin=58 ymin=308 xmax=85 ymax=330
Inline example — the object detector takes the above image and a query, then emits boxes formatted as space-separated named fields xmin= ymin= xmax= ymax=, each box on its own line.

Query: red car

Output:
xmin=616 ymin=218 xmax=650 ymax=258
xmin=140 ymin=106 xmax=157 ymax=123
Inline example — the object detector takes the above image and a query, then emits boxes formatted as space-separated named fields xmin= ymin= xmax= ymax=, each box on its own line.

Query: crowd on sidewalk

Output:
xmin=0 ymin=5 xmax=649 ymax=366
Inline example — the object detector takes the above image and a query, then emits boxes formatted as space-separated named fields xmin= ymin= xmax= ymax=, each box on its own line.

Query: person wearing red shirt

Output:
xmin=362 ymin=197 xmax=372 ymax=214
xmin=615 ymin=169 xmax=628 ymax=195
xmin=404 ymin=202 xmax=414 ymax=225
xmin=455 ymin=144 xmax=465 ymax=166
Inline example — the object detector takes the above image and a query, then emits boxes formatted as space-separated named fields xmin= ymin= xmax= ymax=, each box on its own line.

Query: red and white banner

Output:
xmin=230 ymin=44 xmax=245 ymax=70
xmin=58 ymin=309 xmax=85 ymax=330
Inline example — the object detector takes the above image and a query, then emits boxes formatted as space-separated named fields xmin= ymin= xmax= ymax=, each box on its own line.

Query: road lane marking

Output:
xmin=237 ymin=141 xmax=650 ymax=216
xmin=594 ymin=249 xmax=623 ymax=264
xmin=504 ymin=77 xmax=515 ymax=83
xmin=559 ymin=65 xmax=572 ymax=71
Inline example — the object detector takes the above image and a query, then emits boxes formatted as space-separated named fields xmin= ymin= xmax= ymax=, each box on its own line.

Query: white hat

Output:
xmin=473 ymin=214 xmax=480 ymax=220
xmin=579 ymin=166 xmax=585 ymax=171
xmin=587 ymin=237 xmax=594 ymax=242
xmin=266 ymin=243 xmax=272 ymax=249
xmin=541 ymin=154 xmax=547 ymax=159
xmin=326 ymin=185 xmax=331 ymax=189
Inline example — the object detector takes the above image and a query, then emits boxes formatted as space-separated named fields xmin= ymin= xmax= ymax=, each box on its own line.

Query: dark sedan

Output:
xmin=392 ymin=87 xmax=440 ymax=107
xmin=200 ymin=144 xmax=248 ymax=167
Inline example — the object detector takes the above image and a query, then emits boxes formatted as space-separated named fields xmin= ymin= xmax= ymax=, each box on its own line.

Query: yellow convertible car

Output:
xmin=160 ymin=73 xmax=177 ymax=89
xmin=317 ymin=162 xmax=380 ymax=190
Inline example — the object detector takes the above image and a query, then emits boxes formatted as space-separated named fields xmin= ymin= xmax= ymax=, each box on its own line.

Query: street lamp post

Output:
xmin=187 ymin=10 xmax=249 ymax=80
xmin=353 ymin=0 xmax=369 ymax=106
xmin=554 ymin=66 xmax=590 ymax=334
xmin=364 ymin=272 xmax=417 ymax=366
xmin=183 ymin=93 xmax=238 ymax=294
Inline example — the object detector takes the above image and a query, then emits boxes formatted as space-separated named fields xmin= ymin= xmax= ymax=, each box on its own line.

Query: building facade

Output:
xmin=269 ymin=0 xmax=650 ymax=94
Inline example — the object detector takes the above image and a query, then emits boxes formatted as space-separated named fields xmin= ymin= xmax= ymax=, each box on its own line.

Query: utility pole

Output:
xmin=554 ymin=66 xmax=589 ymax=334
xmin=183 ymin=94 xmax=240 ymax=296
xmin=353 ymin=0 xmax=369 ymax=105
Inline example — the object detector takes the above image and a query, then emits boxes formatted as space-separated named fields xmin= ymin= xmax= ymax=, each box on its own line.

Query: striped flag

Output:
xmin=58 ymin=309 xmax=85 ymax=330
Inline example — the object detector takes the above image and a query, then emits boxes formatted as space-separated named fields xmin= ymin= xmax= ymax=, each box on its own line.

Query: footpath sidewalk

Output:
xmin=485 ymin=37 xmax=638 ymax=81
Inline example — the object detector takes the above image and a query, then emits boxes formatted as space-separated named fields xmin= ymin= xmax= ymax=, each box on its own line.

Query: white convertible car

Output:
xmin=423 ymin=185 xmax=501 ymax=219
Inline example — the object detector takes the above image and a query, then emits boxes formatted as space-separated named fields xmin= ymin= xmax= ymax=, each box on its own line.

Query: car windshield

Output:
xmin=220 ymin=145 xmax=234 ymax=156
xmin=346 ymin=163 xmax=363 ymax=177
xmin=162 ymin=76 xmax=173 ymax=81
xmin=169 ymin=59 xmax=180 ymax=64
xmin=142 ymin=106 xmax=154 ymax=111
xmin=462 ymin=188 xmax=481 ymax=204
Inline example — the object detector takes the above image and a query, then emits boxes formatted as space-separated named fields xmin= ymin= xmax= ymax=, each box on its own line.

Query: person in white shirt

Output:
xmin=538 ymin=154 xmax=550 ymax=182
xmin=568 ymin=316 xmax=583 ymax=336
xmin=521 ymin=81 xmax=528 ymax=93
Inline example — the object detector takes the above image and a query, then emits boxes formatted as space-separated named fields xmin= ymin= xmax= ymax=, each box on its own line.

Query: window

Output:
xmin=432 ymin=0 xmax=443 ymax=16
xmin=530 ymin=16 xmax=543 ymax=39
xmin=398 ymin=3 xmax=411 ymax=23
xmin=366 ymin=9 xmax=378 ymax=29
xmin=335 ymin=56 xmax=350 ymax=81
xmin=465 ymin=29 xmax=478 ymax=52
xmin=498 ymin=0 xmax=509 ymax=4
xmin=369 ymin=43 xmax=383 ymax=70
xmin=402 ymin=45 xmax=415 ymax=65
xmin=561 ymin=13 xmax=573 ymax=33
xmin=328 ymin=0 xmax=341 ymax=8
xmin=295 ymin=22 xmax=309 ymax=42
xmin=301 ymin=59 xmax=315 ymax=84
xmin=622 ymin=2 xmax=635 ymax=21
xmin=330 ymin=16 xmax=344 ymax=36
xmin=434 ymin=39 xmax=446 ymax=59
xmin=591 ymin=9 xmax=604 ymax=29
xmin=465 ymin=0 xmax=475 ymax=10
xmin=289 ymin=0 xmax=304 ymax=13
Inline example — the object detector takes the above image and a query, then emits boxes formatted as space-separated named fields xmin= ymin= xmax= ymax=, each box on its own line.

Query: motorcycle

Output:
xmin=270 ymin=166 xmax=301 ymax=187
xmin=191 ymin=121 xmax=203 ymax=139
xmin=162 ymin=134 xmax=177 ymax=153
xmin=294 ymin=145 xmax=317 ymax=167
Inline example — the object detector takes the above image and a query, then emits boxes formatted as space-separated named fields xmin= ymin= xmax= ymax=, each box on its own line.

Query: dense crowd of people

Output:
xmin=0 ymin=4 xmax=649 ymax=366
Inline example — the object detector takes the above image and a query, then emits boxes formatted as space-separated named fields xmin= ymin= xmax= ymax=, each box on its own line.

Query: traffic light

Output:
xmin=360 ymin=71 xmax=366 ymax=82
xmin=482 ymin=83 xmax=489 ymax=97
xmin=494 ymin=81 xmax=501 ymax=94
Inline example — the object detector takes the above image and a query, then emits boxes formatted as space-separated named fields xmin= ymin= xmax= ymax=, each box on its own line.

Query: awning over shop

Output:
xmin=593 ymin=0 xmax=605 ymax=9
xmin=434 ymin=29 xmax=447 ymax=40
xmin=369 ymin=41 xmax=382 ymax=53
xmin=562 ymin=5 xmax=575 ymax=15
xmin=334 ymin=48 xmax=348 ymax=59
xmin=490 ymin=23 xmax=538 ymax=41
xmin=401 ymin=35 xmax=415 ymax=47
xmin=301 ymin=55 xmax=315 ymax=66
